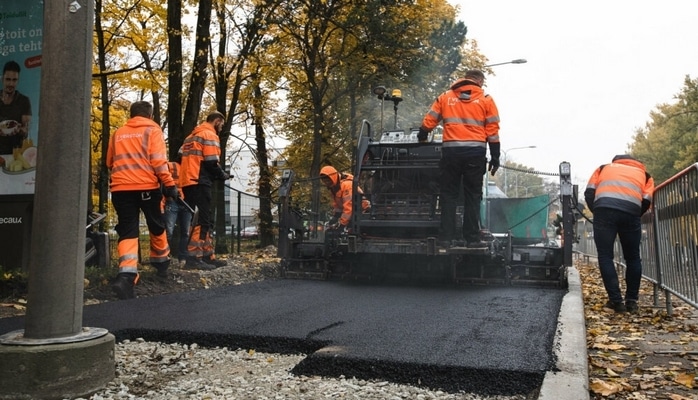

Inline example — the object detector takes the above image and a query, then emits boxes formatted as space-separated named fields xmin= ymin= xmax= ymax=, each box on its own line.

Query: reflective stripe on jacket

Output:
xmin=180 ymin=122 xmax=223 ymax=188
xmin=106 ymin=116 xmax=173 ymax=192
xmin=585 ymin=158 xmax=654 ymax=216
xmin=421 ymin=79 xmax=499 ymax=155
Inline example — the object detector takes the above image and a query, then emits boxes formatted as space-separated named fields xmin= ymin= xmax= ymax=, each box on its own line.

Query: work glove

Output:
xmin=164 ymin=185 xmax=179 ymax=199
xmin=417 ymin=128 xmax=429 ymax=142
xmin=328 ymin=213 xmax=341 ymax=226
xmin=221 ymin=172 xmax=231 ymax=181
xmin=488 ymin=158 xmax=500 ymax=176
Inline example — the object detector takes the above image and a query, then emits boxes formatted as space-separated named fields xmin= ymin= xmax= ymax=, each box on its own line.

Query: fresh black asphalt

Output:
xmin=0 ymin=279 xmax=565 ymax=396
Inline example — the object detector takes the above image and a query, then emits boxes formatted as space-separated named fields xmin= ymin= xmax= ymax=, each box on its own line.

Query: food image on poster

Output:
xmin=2 ymin=139 xmax=36 ymax=173
xmin=0 ymin=120 xmax=19 ymax=135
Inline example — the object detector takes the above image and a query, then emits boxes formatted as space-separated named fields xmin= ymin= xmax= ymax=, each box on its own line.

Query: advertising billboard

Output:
xmin=0 ymin=1 xmax=42 ymax=196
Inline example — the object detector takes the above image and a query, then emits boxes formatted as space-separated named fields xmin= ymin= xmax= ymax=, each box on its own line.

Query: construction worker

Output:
xmin=417 ymin=69 xmax=500 ymax=247
xmin=319 ymin=165 xmax=370 ymax=230
xmin=106 ymin=101 xmax=178 ymax=300
xmin=584 ymin=154 xmax=654 ymax=313
xmin=163 ymin=160 xmax=192 ymax=266
xmin=179 ymin=111 xmax=230 ymax=269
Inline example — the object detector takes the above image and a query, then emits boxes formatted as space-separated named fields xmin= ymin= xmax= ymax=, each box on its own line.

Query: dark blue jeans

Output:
xmin=592 ymin=207 xmax=643 ymax=303
xmin=164 ymin=199 xmax=192 ymax=261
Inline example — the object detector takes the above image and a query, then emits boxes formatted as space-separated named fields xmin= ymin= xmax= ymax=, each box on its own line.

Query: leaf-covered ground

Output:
xmin=579 ymin=258 xmax=698 ymax=399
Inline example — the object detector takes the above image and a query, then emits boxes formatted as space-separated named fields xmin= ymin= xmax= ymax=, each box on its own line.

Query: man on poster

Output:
xmin=0 ymin=60 xmax=32 ymax=155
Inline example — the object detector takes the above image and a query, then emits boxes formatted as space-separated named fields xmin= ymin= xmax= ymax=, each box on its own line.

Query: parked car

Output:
xmin=240 ymin=226 xmax=259 ymax=239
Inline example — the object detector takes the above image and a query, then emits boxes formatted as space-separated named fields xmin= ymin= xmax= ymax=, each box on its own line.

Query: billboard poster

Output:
xmin=0 ymin=1 xmax=42 ymax=196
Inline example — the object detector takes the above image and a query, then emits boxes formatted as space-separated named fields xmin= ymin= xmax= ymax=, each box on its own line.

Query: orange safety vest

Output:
xmin=106 ymin=116 xmax=174 ymax=192
xmin=586 ymin=158 xmax=654 ymax=216
xmin=421 ymin=78 xmax=500 ymax=151
xmin=161 ymin=162 xmax=184 ymax=212
xmin=167 ymin=161 xmax=184 ymax=195
xmin=179 ymin=121 xmax=222 ymax=188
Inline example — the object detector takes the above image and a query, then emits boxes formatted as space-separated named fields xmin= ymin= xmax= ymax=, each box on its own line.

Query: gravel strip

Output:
xmin=77 ymin=339 xmax=528 ymax=400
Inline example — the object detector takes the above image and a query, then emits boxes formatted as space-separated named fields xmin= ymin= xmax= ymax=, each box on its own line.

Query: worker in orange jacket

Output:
xmin=319 ymin=165 xmax=370 ymax=230
xmin=584 ymin=154 xmax=654 ymax=313
xmin=179 ymin=111 xmax=230 ymax=270
xmin=417 ymin=69 xmax=500 ymax=247
xmin=106 ymin=101 xmax=178 ymax=299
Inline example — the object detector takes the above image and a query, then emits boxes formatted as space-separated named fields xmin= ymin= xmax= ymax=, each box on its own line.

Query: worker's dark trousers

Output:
xmin=439 ymin=154 xmax=486 ymax=242
xmin=593 ymin=207 xmax=643 ymax=303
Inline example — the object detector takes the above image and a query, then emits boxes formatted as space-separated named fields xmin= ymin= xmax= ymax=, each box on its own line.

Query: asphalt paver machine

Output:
xmin=277 ymin=119 xmax=566 ymax=287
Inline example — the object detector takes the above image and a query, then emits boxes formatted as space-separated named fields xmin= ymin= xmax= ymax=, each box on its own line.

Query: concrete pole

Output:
xmin=25 ymin=0 xmax=92 ymax=339
xmin=0 ymin=1 xmax=114 ymax=398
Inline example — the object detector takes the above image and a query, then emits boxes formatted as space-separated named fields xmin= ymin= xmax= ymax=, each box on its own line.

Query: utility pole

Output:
xmin=0 ymin=1 xmax=115 ymax=399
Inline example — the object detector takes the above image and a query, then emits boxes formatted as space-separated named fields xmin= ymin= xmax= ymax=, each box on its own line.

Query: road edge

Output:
xmin=538 ymin=265 xmax=590 ymax=400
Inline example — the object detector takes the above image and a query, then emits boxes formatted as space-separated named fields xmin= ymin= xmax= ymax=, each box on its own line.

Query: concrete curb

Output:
xmin=538 ymin=266 xmax=590 ymax=400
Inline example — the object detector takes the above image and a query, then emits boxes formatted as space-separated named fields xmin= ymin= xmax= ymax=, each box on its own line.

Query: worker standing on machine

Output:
xmin=107 ymin=101 xmax=178 ymax=300
xmin=417 ymin=69 xmax=500 ymax=247
xmin=320 ymin=165 xmax=370 ymax=231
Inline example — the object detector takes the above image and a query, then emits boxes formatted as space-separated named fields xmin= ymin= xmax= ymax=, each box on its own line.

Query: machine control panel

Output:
xmin=378 ymin=129 xmax=443 ymax=144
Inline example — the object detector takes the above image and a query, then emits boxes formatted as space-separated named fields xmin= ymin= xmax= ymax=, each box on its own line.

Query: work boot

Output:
xmin=151 ymin=260 xmax=170 ymax=278
xmin=111 ymin=273 xmax=137 ymax=300
xmin=625 ymin=301 xmax=639 ymax=314
xmin=604 ymin=300 xmax=626 ymax=313
xmin=183 ymin=257 xmax=216 ymax=271
xmin=479 ymin=229 xmax=495 ymax=242
xmin=204 ymin=257 xmax=227 ymax=268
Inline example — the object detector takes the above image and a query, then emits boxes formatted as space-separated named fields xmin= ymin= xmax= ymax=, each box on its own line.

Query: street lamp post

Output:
xmin=522 ymin=185 xmax=546 ymax=197
xmin=485 ymin=59 xmax=527 ymax=68
xmin=502 ymin=146 xmax=536 ymax=196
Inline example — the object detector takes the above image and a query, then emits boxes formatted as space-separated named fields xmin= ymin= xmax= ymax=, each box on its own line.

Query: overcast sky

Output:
xmin=458 ymin=0 xmax=698 ymax=187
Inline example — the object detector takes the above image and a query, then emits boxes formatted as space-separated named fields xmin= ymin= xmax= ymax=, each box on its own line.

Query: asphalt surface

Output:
xmin=0 ymin=270 xmax=589 ymax=398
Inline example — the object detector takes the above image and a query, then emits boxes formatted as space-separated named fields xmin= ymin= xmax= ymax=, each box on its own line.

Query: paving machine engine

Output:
xmin=277 ymin=120 xmax=566 ymax=287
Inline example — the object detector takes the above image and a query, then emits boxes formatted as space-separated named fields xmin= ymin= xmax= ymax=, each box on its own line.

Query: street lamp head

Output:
xmin=504 ymin=145 xmax=537 ymax=154
xmin=484 ymin=59 xmax=528 ymax=68
xmin=373 ymin=86 xmax=387 ymax=98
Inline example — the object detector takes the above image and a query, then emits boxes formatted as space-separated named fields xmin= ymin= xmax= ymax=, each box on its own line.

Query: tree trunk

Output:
xmin=94 ymin=0 xmax=110 ymax=219
xmin=252 ymin=84 xmax=274 ymax=247
xmin=167 ymin=0 xmax=183 ymax=160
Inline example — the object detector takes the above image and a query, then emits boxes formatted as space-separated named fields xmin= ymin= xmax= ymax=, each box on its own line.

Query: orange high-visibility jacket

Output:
xmin=106 ymin=116 xmax=174 ymax=192
xmin=421 ymin=78 xmax=500 ymax=153
xmin=167 ymin=162 xmax=184 ymax=196
xmin=585 ymin=157 xmax=655 ymax=216
xmin=321 ymin=166 xmax=370 ymax=226
xmin=179 ymin=121 xmax=226 ymax=188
